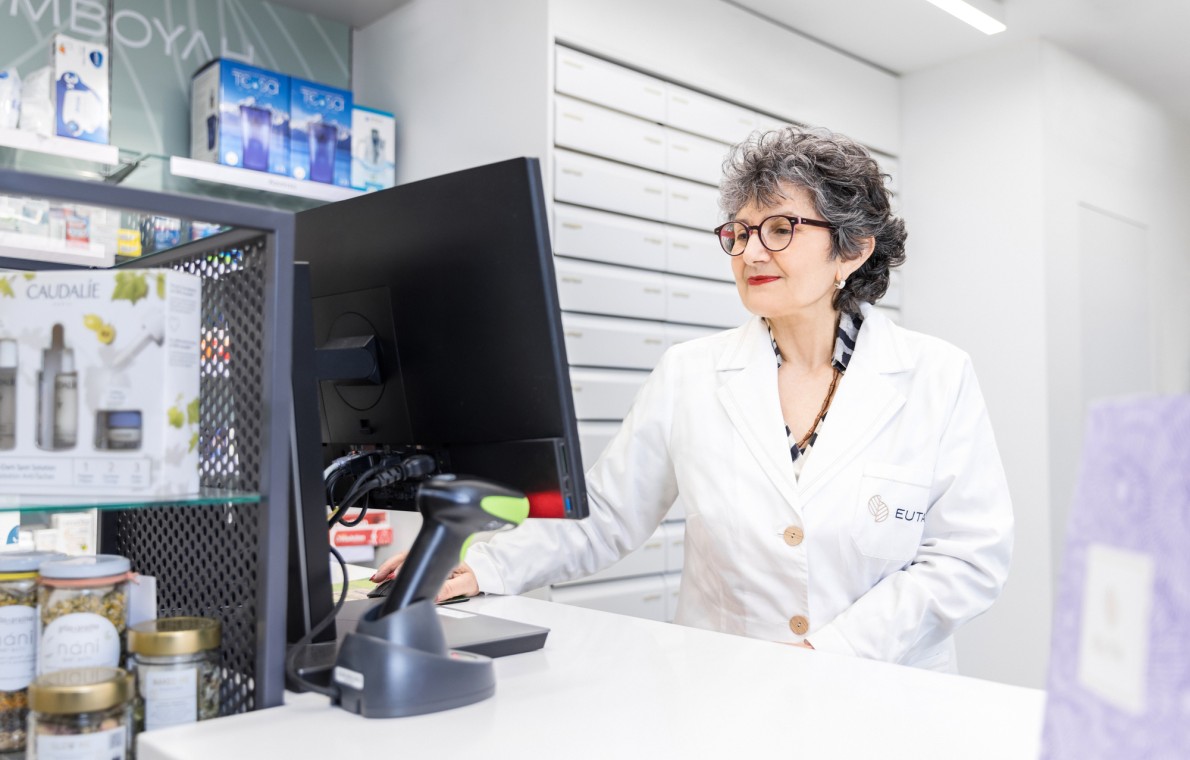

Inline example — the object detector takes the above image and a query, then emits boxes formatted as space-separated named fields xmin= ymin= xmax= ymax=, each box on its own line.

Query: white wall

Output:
xmin=352 ymin=0 xmax=551 ymax=184
xmin=901 ymin=40 xmax=1052 ymax=688
xmin=549 ymin=0 xmax=899 ymax=155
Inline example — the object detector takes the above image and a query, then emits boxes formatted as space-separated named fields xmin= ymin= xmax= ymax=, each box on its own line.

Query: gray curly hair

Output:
xmin=719 ymin=126 xmax=906 ymax=314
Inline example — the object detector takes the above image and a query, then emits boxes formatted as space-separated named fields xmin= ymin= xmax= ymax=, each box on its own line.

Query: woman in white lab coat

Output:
xmin=375 ymin=126 xmax=1014 ymax=672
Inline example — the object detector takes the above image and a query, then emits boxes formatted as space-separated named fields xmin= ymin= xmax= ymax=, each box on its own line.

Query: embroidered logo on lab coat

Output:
xmin=868 ymin=495 xmax=889 ymax=523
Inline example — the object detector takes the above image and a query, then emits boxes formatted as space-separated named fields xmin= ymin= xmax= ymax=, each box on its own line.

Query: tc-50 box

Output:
xmin=290 ymin=78 xmax=352 ymax=186
xmin=0 ymin=269 xmax=201 ymax=496
xmin=53 ymin=33 xmax=110 ymax=144
xmin=190 ymin=59 xmax=290 ymax=176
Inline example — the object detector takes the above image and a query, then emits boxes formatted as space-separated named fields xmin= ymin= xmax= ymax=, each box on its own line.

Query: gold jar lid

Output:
xmin=128 ymin=616 xmax=221 ymax=656
xmin=29 ymin=667 xmax=132 ymax=714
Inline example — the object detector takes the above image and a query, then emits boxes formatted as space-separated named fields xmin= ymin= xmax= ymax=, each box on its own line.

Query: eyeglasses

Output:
xmin=712 ymin=215 xmax=836 ymax=256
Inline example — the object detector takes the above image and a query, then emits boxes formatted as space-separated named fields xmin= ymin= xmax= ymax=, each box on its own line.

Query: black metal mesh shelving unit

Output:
xmin=0 ymin=168 xmax=298 ymax=713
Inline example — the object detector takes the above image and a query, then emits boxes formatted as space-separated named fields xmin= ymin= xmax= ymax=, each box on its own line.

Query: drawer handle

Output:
xmin=562 ymin=222 xmax=583 ymax=230
xmin=643 ymin=594 xmax=662 ymax=602
xmin=572 ymin=385 xmax=584 ymax=392
xmin=562 ymin=168 xmax=584 ymax=177
xmin=644 ymin=86 xmax=662 ymax=96
xmin=644 ymin=237 xmax=663 ymax=245
xmin=672 ymin=144 xmax=689 ymax=152
xmin=672 ymin=96 xmax=688 ymax=104
xmin=562 ymin=112 xmax=584 ymax=121
xmin=565 ymin=331 xmax=583 ymax=338
xmin=644 ymin=542 xmax=662 ymax=549
xmin=644 ymin=338 xmax=663 ymax=345
xmin=644 ymin=187 xmax=663 ymax=195
xmin=672 ymin=242 xmax=689 ymax=250
xmin=672 ymin=291 xmax=690 ymax=298
xmin=738 ymin=117 xmax=752 ymax=125
xmin=643 ymin=287 xmax=662 ymax=294
xmin=672 ymin=193 xmax=689 ymax=201
xmin=561 ymin=276 xmax=583 ymax=284
xmin=563 ymin=60 xmax=584 ymax=70
xmin=643 ymin=136 xmax=662 ymax=144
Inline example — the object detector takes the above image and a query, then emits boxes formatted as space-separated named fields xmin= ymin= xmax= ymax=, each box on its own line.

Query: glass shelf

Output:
xmin=0 ymin=487 xmax=261 ymax=513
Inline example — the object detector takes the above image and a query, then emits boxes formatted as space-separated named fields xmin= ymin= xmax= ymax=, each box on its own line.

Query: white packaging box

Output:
xmin=0 ymin=269 xmax=201 ymax=496
xmin=350 ymin=106 xmax=395 ymax=191
xmin=52 ymin=34 xmax=110 ymax=145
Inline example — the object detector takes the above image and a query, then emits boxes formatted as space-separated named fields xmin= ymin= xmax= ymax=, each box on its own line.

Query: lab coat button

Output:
xmin=789 ymin=615 xmax=809 ymax=635
xmin=782 ymin=526 xmax=804 ymax=546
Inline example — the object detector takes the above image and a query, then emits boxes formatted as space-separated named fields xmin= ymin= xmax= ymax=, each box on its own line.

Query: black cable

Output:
xmin=284 ymin=545 xmax=350 ymax=699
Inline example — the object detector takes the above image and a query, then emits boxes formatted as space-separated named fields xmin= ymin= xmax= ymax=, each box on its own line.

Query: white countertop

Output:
xmin=138 ymin=596 xmax=1045 ymax=759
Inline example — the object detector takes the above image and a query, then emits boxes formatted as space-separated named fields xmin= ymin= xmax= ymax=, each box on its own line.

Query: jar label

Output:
xmin=144 ymin=665 xmax=197 ymax=730
xmin=0 ymin=604 xmax=36 ymax=690
xmin=39 ymin=612 xmax=120 ymax=674
xmin=36 ymin=724 xmax=126 ymax=759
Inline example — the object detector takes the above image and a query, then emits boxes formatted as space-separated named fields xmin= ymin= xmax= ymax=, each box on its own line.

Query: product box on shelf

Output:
xmin=329 ymin=509 xmax=392 ymax=548
xmin=190 ymin=59 xmax=290 ymax=176
xmin=290 ymin=78 xmax=352 ymax=186
xmin=0 ymin=269 xmax=201 ymax=496
xmin=52 ymin=34 xmax=109 ymax=144
xmin=350 ymin=106 xmax=395 ymax=191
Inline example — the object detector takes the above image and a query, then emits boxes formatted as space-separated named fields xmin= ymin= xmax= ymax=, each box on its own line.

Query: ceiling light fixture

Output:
xmin=924 ymin=0 xmax=1007 ymax=35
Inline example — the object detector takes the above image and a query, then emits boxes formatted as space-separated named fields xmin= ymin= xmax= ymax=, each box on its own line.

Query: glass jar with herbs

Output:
xmin=27 ymin=666 xmax=133 ymax=760
xmin=127 ymin=617 xmax=221 ymax=732
xmin=0 ymin=550 xmax=65 ymax=752
xmin=37 ymin=555 xmax=132 ymax=675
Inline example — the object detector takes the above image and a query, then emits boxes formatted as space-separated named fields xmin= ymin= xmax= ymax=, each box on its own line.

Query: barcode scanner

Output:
xmin=379 ymin=474 xmax=529 ymax=615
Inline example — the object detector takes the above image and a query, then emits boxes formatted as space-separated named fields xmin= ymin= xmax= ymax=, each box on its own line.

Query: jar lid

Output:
xmin=28 ymin=667 xmax=133 ymax=714
xmin=0 ymin=550 xmax=67 ymax=573
xmin=129 ymin=616 xmax=221 ymax=656
xmin=39 ymin=554 xmax=131 ymax=580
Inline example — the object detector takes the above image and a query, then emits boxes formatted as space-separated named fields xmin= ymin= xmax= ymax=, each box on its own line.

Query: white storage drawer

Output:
xmin=555 ymin=259 xmax=666 ymax=320
xmin=664 ymin=127 xmax=726 ymax=185
xmin=562 ymin=313 xmax=667 ymax=369
xmin=569 ymin=367 xmax=647 ymax=421
xmin=666 ymin=323 xmax=721 ymax=347
xmin=550 ymin=575 xmax=667 ymax=622
xmin=663 ymin=573 xmax=682 ymax=622
xmin=555 ymin=47 xmax=666 ymax=123
xmin=883 ymin=269 xmax=903 ymax=309
xmin=554 ymin=525 xmax=667 ymax=586
xmin=666 ymin=176 xmax=721 ymax=230
xmin=666 ymin=84 xmax=756 ymax=145
xmin=659 ymin=522 xmax=684 ymax=573
xmin=554 ymin=204 xmax=666 ymax=272
xmin=577 ymin=421 xmax=619 ymax=471
xmin=555 ymin=149 xmax=666 ymax=222
xmin=555 ymin=95 xmax=666 ymax=172
xmin=667 ymin=225 xmax=731 ymax=282
xmin=666 ymin=275 xmax=749 ymax=328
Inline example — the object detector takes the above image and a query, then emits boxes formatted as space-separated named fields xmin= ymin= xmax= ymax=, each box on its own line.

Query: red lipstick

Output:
xmin=747 ymin=276 xmax=779 ymax=285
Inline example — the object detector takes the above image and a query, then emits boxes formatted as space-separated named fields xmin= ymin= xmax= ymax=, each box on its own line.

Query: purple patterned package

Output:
xmin=1041 ymin=396 xmax=1190 ymax=759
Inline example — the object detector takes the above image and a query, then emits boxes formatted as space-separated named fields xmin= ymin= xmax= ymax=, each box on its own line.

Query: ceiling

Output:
xmin=268 ymin=0 xmax=1190 ymax=125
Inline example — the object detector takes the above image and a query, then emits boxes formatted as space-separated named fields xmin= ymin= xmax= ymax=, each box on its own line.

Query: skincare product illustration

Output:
xmin=0 ymin=339 xmax=16 ymax=450
xmin=36 ymin=324 xmax=77 ymax=451
xmin=94 ymin=410 xmax=142 ymax=451
xmin=111 ymin=309 xmax=164 ymax=369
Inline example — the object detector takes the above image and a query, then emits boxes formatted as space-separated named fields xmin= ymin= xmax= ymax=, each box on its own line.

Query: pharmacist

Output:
xmin=375 ymin=126 xmax=1014 ymax=672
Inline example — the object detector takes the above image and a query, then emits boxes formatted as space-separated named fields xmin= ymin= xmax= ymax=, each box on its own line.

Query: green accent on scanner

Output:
xmin=460 ymin=533 xmax=479 ymax=563
xmin=480 ymin=495 xmax=530 ymax=525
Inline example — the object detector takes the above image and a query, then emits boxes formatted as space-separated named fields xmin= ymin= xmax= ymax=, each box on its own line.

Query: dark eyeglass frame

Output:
xmin=712 ymin=215 xmax=837 ymax=257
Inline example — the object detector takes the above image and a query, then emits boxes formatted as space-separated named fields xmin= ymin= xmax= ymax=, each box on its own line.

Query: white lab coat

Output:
xmin=465 ymin=302 xmax=1014 ymax=672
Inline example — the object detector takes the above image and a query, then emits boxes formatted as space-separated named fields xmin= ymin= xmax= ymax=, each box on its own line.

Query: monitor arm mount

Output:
xmin=331 ymin=474 xmax=529 ymax=718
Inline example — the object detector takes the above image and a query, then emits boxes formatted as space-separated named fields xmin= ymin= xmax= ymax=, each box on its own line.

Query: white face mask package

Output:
xmin=0 ymin=68 xmax=20 ymax=130
xmin=0 ymin=269 xmax=201 ymax=497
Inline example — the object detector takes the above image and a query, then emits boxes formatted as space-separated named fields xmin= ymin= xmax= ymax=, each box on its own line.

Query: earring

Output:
xmin=835 ymin=277 xmax=846 ymax=291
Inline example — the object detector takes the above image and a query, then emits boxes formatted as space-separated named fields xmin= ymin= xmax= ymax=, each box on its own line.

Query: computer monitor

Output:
xmin=287 ymin=157 xmax=588 ymax=646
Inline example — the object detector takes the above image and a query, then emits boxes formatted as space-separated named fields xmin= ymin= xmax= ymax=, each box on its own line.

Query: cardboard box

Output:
xmin=190 ymin=59 xmax=290 ymax=175
xmin=350 ymin=106 xmax=395 ymax=191
xmin=329 ymin=509 xmax=392 ymax=548
xmin=53 ymin=34 xmax=109 ymax=144
xmin=290 ymin=78 xmax=352 ymax=186
xmin=0 ymin=269 xmax=201 ymax=496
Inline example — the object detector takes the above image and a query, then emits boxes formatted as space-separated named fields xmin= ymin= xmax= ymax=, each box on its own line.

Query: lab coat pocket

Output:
xmin=851 ymin=463 xmax=933 ymax=562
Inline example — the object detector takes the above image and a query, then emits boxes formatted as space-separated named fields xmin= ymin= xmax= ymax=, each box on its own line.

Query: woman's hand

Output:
xmin=370 ymin=551 xmax=480 ymax=601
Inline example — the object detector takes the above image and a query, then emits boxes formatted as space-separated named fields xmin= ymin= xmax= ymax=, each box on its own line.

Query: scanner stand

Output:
xmin=331 ymin=598 xmax=494 ymax=718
